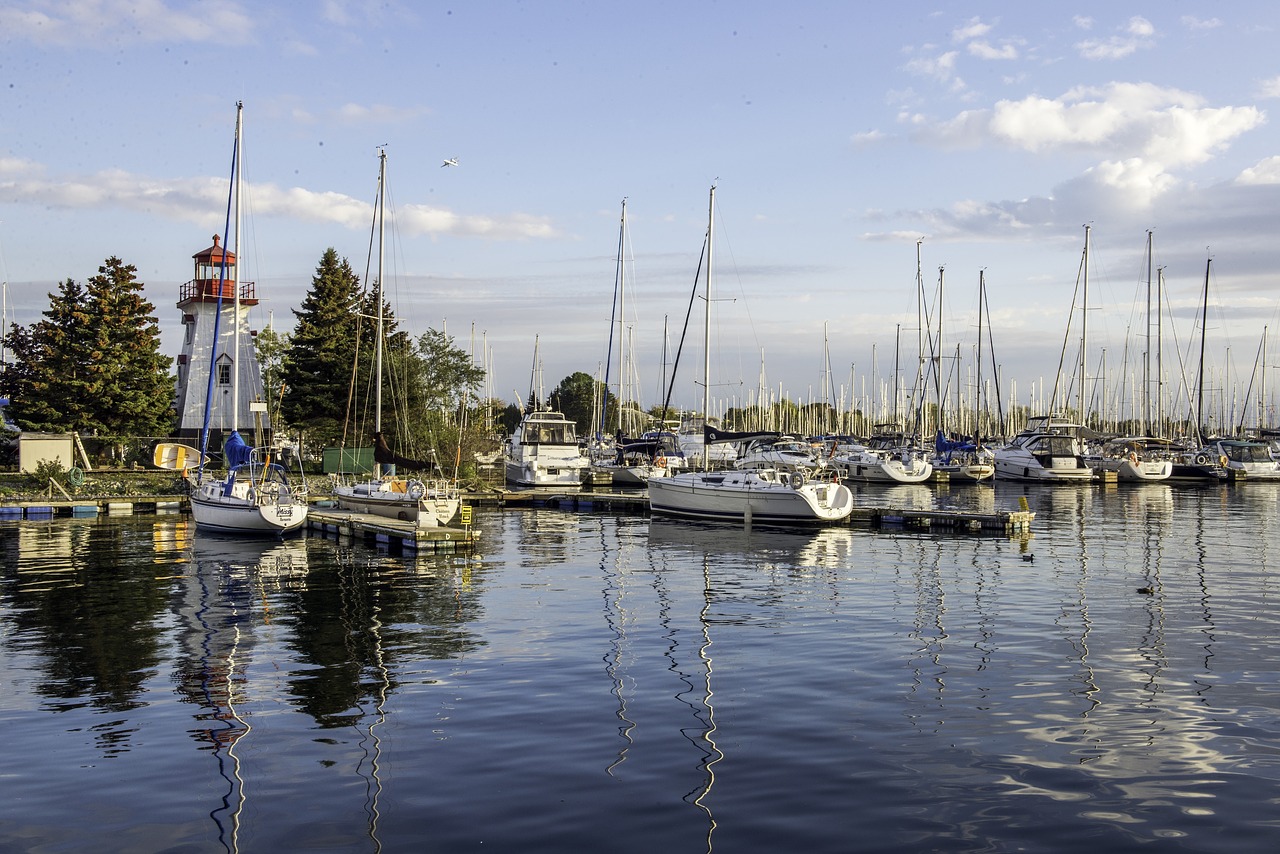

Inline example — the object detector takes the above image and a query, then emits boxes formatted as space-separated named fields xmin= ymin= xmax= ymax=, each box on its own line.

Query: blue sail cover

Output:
xmin=224 ymin=431 xmax=252 ymax=468
xmin=934 ymin=430 xmax=977 ymax=459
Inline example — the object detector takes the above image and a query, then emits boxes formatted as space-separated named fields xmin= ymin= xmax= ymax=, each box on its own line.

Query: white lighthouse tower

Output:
xmin=173 ymin=234 xmax=266 ymax=444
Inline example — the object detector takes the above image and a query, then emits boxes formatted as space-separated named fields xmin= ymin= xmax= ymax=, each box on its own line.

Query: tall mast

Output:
xmin=977 ymin=270 xmax=985 ymax=445
xmin=701 ymin=184 xmax=714 ymax=471
xmin=1079 ymin=224 xmax=1090 ymax=424
xmin=374 ymin=148 xmax=387 ymax=476
xmin=1143 ymin=230 xmax=1153 ymax=434
xmin=231 ymin=102 xmax=243 ymax=431
xmin=1195 ymin=257 xmax=1211 ymax=443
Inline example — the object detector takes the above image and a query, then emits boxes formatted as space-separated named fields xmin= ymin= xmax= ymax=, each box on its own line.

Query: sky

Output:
xmin=2 ymin=1 xmax=1279 ymax=424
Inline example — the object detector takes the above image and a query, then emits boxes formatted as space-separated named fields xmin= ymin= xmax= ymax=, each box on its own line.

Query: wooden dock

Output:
xmin=307 ymin=507 xmax=480 ymax=553
xmin=464 ymin=489 xmax=1035 ymax=535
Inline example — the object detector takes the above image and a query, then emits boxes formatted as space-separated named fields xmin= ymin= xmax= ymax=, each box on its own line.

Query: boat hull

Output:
xmin=648 ymin=470 xmax=853 ymax=524
xmin=189 ymin=489 xmax=307 ymax=534
xmin=333 ymin=480 xmax=460 ymax=526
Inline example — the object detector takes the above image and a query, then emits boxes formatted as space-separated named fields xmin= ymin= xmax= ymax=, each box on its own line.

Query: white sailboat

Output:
xmin=333 ymin=150 xmax=461 ymax=526
xmin=647 ymin=186 xmax=853 ymax=525
xmin=183 ymin=103 xmax=308 ymax=534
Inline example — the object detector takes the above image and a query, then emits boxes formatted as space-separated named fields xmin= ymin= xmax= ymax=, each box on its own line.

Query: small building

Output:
xmin=18 ymin=433 xmax=75 ymax=474
xmin=172 ymin=234 xmax=269 ymax=444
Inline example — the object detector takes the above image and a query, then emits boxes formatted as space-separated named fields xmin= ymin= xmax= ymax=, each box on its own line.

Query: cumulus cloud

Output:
xmin=951 ymin=17 xmax=992 ymax=43
xmin=922 ymin=82 xmax=1261 ymax=163
xmin=0 ymin=0 xmax=254 ymax=46
xmin=0 ymin=165 xmax=557 ymax=240
xmin=1237 ymin=156 xmax=1280 ymax=185
xmin=907 ymin=82 xmax=1263 ymax=211
xmin=968 ymin=40 xmax=1018 ymax=60
xmin=1076 ymin=15 xmax=1156 ymax=60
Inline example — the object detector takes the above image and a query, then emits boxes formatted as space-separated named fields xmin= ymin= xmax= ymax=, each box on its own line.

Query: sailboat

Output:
xmin=184 ymin=103 xmax=309 ymax=535
xmin=589 ymin=198 xmax=677 ymax=487
xmin=333 ymin=150 xmax=462 ymax=526
xmin=646 ymin=186 xmax=853 ymax=525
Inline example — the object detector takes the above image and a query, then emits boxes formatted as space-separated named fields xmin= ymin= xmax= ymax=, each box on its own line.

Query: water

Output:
xmin=3 ymin=483 xmax=1280 ymax=853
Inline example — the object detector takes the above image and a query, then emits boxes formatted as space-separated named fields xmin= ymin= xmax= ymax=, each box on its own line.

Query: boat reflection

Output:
xmin=646 ymin=517 xmax=856 ymax=572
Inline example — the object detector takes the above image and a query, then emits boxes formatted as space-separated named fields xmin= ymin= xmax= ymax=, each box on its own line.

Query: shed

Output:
xmin=19 ymin=433 xmax=76 ymax=474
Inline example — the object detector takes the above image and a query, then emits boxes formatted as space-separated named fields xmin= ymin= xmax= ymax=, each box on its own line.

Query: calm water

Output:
xmin=3 ymin=483 xmax=1280 ymax=853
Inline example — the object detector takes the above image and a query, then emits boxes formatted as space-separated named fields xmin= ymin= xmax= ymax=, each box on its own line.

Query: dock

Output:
xmin=467 ymin=489 xmax=1035 ymax=535
xmin=307 ymin=507 xmax=480 ymax=553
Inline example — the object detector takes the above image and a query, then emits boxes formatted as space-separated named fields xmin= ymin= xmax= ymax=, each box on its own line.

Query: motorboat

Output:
xmin=993 ymin=415 xmax=1096 ymax=483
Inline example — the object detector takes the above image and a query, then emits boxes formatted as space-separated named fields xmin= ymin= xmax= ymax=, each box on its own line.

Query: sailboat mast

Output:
xmin=1080 ymin=224 xmax=1090 ymax=424
xmin=977 ymin=270 xmax=985 ymax=445
xmin=373 ymin=149 xmax=387 ymax=477
xmin=702 ymin=185 xmax=714 ymax=471
xmin=231 ymin=103 xmax=243 ymax=432
xmin=1143 ymin=230 xmax=1153 ymax=434
xmin=1195 ymin=257 xmax=1211 ymax=442
xmin=618 ymin=199 xmax=627 ymax=434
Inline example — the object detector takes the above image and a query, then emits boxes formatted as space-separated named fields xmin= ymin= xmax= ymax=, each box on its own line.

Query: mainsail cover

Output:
xmin=373 ymin=431 xmax=437 ymax=472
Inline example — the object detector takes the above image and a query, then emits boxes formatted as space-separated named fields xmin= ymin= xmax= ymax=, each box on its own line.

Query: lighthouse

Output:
xmin=172 ymin=234 xmax=266 ymax=444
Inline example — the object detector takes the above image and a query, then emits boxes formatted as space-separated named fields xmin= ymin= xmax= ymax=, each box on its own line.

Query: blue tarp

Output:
xmin=224 ymin=431 xmax=252 ymax=469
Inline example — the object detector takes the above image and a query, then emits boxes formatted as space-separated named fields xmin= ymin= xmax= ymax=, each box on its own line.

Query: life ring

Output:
xmin=407 ymin=480 xmax=425 ymax=500
xmin=1195 ymin=454 xmax=1209 ymax=466
xmin=790 ymin=472 xmax=805 ymax=489
xmin=655 ymin=456 xmax=667 ymax=468
xmin=1220 ymin=455 xmax=1229 ymax=468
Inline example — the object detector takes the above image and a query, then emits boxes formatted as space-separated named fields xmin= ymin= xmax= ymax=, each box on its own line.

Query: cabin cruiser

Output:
xmin=993 ymin=415 xmax=1096 ymax=483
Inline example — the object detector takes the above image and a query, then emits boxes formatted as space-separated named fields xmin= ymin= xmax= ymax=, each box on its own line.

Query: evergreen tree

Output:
xmin=279 ymin=248 xmax=362 ymax=446
xmin=81 ymin=257 xmax=174 ymax=438
xmin=1 ymin=277 xmax=95 ymax=431
xmin=1 ymin=259 xmax=172 ymax=438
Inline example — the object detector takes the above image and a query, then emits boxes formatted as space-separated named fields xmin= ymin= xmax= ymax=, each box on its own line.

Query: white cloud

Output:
xmin=905 ymin=50 xmax=959 ymax=83
xmin=951 ymin=17 xmax=992 ymax=43
xmin=851 ymin=129 xmax=887 ymax=147
xmin=1237 ymin=156 xmax=1280 ymax=185
xmin=1259 ymin=76 xmax=1280 ymax=99
xmin=0 ymin=165 xmax=556 ymax=240
xmin=331 ymin=103 xmax=431 ymax=124
xmin=968 ymin=40 xmax=1018 ymax=60
xmin=1181 ymin=15 xmax=1222 ymax=30
xmin=1074 ymin=16 xmax=1094 ymax=30
xmin=911 ymin=83 xmax=1264 ymax=209
xmin=0 ymin=0 xmax=254 ymax=46
xmin=1076 ymin=16 xmax=1156 ymax=60
xmin=923 ymin=83 xmax=1261 ymax=164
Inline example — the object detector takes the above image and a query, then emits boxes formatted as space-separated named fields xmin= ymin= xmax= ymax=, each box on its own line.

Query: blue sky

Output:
xmin=2 ymin=1 xmax=1279 ymax=423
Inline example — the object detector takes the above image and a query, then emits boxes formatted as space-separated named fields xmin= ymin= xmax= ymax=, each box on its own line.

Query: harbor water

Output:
xmin=3 ymin=481 xmax=1280 ymax=852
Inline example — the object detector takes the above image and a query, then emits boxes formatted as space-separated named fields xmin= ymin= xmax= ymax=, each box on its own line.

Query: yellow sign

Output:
xmin=460 ymin=505 xmax=472 ymax=526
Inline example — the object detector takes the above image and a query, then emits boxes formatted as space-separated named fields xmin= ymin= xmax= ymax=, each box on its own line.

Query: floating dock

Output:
xmin=306 ymin=507 xmax=480 ymax=553
xmin=470 ymin=489 xmax=1035 ymax=534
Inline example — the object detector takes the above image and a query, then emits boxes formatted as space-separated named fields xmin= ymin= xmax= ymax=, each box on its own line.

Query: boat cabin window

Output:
xmin=531 ymin=422 xmax=575 ymax=444
xmin=1033 ymin=436 xmax=1077 ymax=456
xmin=1225 ymin=444 xmax=1269 ymax=463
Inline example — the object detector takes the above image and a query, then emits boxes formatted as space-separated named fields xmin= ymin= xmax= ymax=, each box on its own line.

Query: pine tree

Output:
xmin=81 ymin=257 xmax=174 ymax=438
xmin=279 ymin=248 xmax=362 ymax=445
xmin=0 ymin=259 xmax=172 ymax=438
xmin=1 ymin=277 xmax=95 ymax=431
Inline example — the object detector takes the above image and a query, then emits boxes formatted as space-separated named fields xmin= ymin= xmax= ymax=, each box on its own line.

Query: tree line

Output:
xmin=0 ymin=249 xmax=494 ymax=474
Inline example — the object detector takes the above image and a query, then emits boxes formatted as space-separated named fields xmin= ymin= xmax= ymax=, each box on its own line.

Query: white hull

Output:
xmin=189 ymin=481 xmax=307 ymax=534
xmin=936 ymin=462 xmax=995 ymax=482
xmin=833 ymin=455 xmax=933 ymax=484
xmin=648 ymin=469 xmax=853 ymax=524
xmin=993 ymin=454 xmax=1095 ymax=482
xmin=1095 ymin=458 xmax=1173 ymax=482
xmin=505 ymin=456 xmax=587 ymax=487
xmin=333 ymin=479 xmax=460 ymax=526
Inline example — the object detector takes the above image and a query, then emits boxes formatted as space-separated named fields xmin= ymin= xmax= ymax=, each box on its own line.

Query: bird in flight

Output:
xmin=441 ymin=157 xmax=458 ymax=167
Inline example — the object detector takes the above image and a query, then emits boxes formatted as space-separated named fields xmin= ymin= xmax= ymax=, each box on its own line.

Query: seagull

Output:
xmin=441 ymin=157 xmax=458 ymax=167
